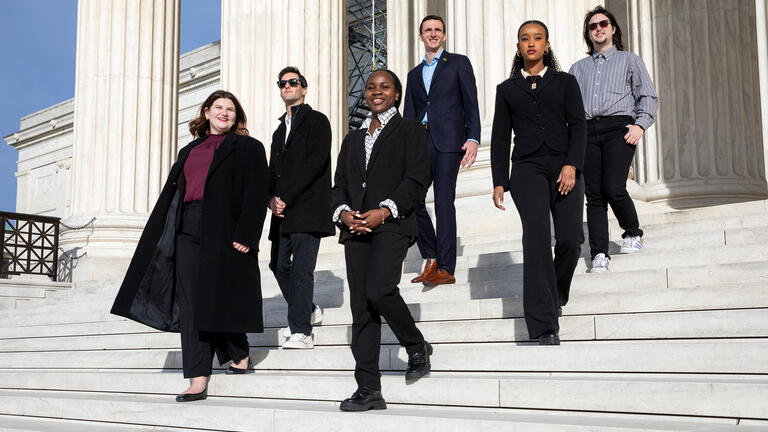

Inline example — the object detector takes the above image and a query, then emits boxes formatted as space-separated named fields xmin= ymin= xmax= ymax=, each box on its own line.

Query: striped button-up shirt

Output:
xmin=569 ymin=46 xmax=659 ymax=130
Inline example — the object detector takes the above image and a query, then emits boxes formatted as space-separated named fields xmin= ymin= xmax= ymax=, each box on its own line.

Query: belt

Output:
xmin=422 ymin=123 xmax=429 ymax=130
xmin=588 ymin=115 xmax=634 ymax=122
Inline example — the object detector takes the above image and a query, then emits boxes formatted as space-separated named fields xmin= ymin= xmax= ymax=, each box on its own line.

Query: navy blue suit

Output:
xmin=403 ymin=51 xmax=481 ymax=274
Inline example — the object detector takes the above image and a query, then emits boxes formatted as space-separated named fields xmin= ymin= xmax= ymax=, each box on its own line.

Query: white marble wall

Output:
xmin=220 ymin=0 xmax=346 ymax=156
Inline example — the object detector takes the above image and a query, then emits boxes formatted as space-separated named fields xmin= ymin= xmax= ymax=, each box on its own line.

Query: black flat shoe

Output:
xmin=226 ymin=358 xmax=253 ymax=374
xmin=405 ymin=341 xmax=433 ymax=384
xmin=175 ymin=387 xmax=207 ymax=402
xmin=539 ymin=330 xmax=560 ymax=345
xmin=339 ymin=386 xmax=387 ymax=411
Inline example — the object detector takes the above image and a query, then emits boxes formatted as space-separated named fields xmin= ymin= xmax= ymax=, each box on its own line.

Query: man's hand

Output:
xmin=624 ymin=124 xmax=644 ymax=145
xmin=460 ymin=140 xmax=479 ymax=168
xmin=269 ymin=196 xmax=286 ymax=218
xmin=232 ymin=242 xmax=250 ymax=253
xmin=557 ymin=165 xmax=576 ymax=195
xmin=492 ymin=186 xmax=506 ymax=211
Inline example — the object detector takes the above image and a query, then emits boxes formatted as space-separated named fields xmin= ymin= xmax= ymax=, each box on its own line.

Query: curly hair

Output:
xmin=509 ymin=20 xmax=562 ymax=78
xmin=188 ymin=90 xmax=249 ymax=138
xmin=582 ymin=5 xmax=624 ymax=54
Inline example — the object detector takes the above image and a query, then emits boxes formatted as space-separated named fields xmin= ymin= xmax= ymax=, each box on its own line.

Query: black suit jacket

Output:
xmin=332 ymin=114 xmax=432 ymax=243
xmin=268 ymin=103 xmax=334 ymax=239
xmin=490 ymin=70 xmax=587 ymax=190
xmin=403 ymin=51 xmax=481 ymax=153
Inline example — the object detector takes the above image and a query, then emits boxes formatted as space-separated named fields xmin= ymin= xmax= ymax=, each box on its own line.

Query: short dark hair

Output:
xmin=366 ymin=69 xmax=403 ymax=109
xmin=277 ymin=66 xmax=308 ymax=87
xmin=582 ymin=5 xmax=624 ymax=53
xmin=419 ymin=15 xmax=445 ymax=34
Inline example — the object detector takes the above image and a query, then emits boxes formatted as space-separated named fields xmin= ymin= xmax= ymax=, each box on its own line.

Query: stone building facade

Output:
xmin=4 ymin=0 xmax=768 ymax=281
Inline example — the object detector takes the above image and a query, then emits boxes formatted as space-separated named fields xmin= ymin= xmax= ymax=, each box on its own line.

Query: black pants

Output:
xmin=176 ymin=202 xmax=250 ymax=378
xmin=344 ymin=231 xmax=426 ymax=390
xmin=415 ymin=134 xmax=463 ymax=274
xmin=509 ymin=155 xmax=584 ymax=339
xmin=270 ymin=230 xmax=321 ymax=335
xmin=584 ymin=116 xmax=644 ymax=259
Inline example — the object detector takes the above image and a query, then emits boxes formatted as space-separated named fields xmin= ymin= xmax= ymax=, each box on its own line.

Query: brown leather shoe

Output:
xmin=411 ymin=259 xmax=438 ymax=283
xmin=424 ymin=269 xmax=456 ymax=285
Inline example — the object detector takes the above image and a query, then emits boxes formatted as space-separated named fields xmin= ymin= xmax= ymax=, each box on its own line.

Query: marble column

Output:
xmin=220 ymin=0 xmax=346 ymax=156
xmin=626 ymin=0 xmax=768 ymax=207
xmin=444 ymin=0 xmax=598 ymax=197
xmin=756 ymin=0 xmax=768 ymax=186
xmin=60 ymin=0 xmax=180 ymax=281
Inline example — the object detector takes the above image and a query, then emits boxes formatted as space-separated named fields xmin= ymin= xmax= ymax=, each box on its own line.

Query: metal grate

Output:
xmin=347 ymin=0 xmax=387 ymax=130
xmin=0 ymin=211 xmax=60 ymax=281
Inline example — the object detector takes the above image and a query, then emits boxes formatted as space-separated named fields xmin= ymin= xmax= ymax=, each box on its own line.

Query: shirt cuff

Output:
xmin=379 ymin=199 xmax=398 ymax=219
xmin=466 ymin=139 xmax=480 ymax=145
xmin=634 ymin=117 xmax=653 ymax=131
xmin=332 ymin=204 xmax=352 ymax=223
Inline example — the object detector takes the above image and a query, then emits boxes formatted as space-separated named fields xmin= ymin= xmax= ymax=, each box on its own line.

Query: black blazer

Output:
xmin=268 ymin=103 xmax=334 ymax=239
xmin=403 ymin=51 xmax=481 ymax=152
xmin=112 ymin=132 xmax=269 ymax=333
xmin=332 ymin=114 xmax=432 ymax=243
xmin=490 ymin=70 xmax=587 ymax=190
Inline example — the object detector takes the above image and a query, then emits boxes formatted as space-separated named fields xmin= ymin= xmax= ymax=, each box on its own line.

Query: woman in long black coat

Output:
xmin=111 ymin=90 xmax=269 ymax=402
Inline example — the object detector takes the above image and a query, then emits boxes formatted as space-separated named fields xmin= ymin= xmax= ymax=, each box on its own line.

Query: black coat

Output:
xmin=332 ymin=113 xmax=432 ymax=243
xmin=111 ymin=132 xmax=269 ymax=333
xmin=490 ymin=70 xmax=587 ymax=190
xmin=268 ymin=103 xmax=334 ymax=240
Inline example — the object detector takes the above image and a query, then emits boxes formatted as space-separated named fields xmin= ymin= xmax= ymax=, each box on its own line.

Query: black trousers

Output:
xmin=344 ymin=231 xmax=426 ymax=390
xmin=415 ymin=133 xmax=463 ymax=274
xmin=176 ymin=202 xmax=250 ymax=378
xmin=509 ymin=155 xmax=584 ymax=339
xmin=584 ymin=116 xmax=644 ymax=259
xmin=269 ymin=230 xmax=321 ymax=335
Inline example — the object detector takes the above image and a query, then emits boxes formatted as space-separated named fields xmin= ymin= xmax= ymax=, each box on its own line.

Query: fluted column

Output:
xmin=756 ymin=0 xmax=768 ymax=185
xmin=220 ymin=1 xmax=346 ymax=155
xmin=442 ymin=0 xmax=598 ymax=197
xmin=60 ymin=0 xmax=180 ymax=281
xmin=627 ymin=0 xmax=768 ymax=206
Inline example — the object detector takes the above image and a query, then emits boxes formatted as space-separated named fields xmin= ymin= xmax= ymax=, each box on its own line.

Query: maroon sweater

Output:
xmin=183 ymin=134 xmax=226 ymax=202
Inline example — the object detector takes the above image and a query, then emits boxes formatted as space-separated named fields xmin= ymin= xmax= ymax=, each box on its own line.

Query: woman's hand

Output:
xmin=232 ymin=242 xmax=251 ymax=253
xmin=340 ymin=210 xmax=369 ymax=235
xmin=357 ymin=207 xmax=391 ymax=230
xmin=493 ymin=186 xmax=506 ymax=211
xmin=557 ymin=165 xmax=576 ymax=195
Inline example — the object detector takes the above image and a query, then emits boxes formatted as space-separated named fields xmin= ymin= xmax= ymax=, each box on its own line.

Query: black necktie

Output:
xmin=526 ymin=75 xmax=540 ymax=90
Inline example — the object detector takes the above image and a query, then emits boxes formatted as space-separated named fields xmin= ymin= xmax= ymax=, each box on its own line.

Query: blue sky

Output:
xmin=0 ymin=0 xmax=220 ymax=212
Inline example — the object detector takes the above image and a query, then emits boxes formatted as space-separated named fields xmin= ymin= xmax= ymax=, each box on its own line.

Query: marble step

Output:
xmin=0 ymin=414 xmax=217 ymax=432
xmin=3 ymin=281 xmax=766 ymax=341
xmin=0 ymin=388 xmax=764 ymax=432
xmin=0 ymin=339 xmax=765 ymax=374
xmin=0 ymin=370 xmax=766 ymax=420
xmin=2 ymin=307 xmax=766 ymax=353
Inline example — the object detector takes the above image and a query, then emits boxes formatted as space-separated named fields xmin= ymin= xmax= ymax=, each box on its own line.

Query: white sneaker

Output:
xmin=589 ymin=253 xmax=612 ymax=273
xmin=310 ymin=305 xmax=324 ymax=325
xmin=281 ymin=333 xmax=314 ymax=349
xmin=620 ymin=236 xmax=644 ymax=254
xmin=280 ymin=327 xmax=291 ymax=339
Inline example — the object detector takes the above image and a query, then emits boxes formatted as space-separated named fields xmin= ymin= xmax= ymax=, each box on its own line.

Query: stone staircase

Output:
xmin=0 ymin=196 xmax=767 ymax=431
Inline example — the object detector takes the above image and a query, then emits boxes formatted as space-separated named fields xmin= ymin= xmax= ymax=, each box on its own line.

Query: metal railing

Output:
xmin=0 ymin=211 xmax=60 ymax=281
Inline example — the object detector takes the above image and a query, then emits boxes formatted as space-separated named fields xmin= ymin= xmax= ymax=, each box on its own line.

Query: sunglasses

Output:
xmin=588 ymin=20 xmax=610 ymax=31
xmin=277 ymin=78 xmax=303 ymax=88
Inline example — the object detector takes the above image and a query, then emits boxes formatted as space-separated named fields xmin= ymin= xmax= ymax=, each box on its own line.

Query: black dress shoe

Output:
xmin=226 ymin=358 xmax=253 ymax=374
xmin=339 ymin=386 xmax=387 ymax=411
xmin=405 ymin=341 xmax=433 ymax=383
xmin=539 ymin=330 xmax=560 ymax=345
xmin=175 ymin=387 xmax=207 ymax=402
xmin=557 ymin=306 xmax=563 ymax=317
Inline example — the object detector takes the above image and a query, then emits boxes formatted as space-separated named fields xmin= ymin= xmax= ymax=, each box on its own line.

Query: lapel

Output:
xmin=428 ymin=50 xmax=450 ymax=92
xmin=536 ymin=69 xmax=555 ymax=93
xmin=207 ymin=132 xmax=237 ymax=178
xmin=512 ymin=74 xmax=534 ymax=97
xmin=285 ymin=103 xmax=308 ymax=148
xmin=415 ymin=62 xmax=427 ymax=95
xmin=353 ymin=130 xmax=367 ymax=179
xmin=366 ymin=113 xmax=401 ymax=176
